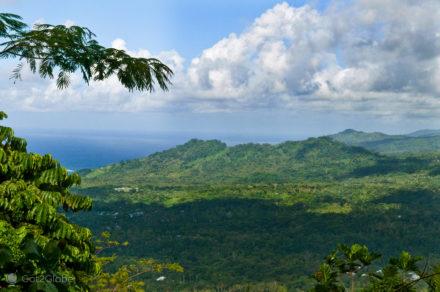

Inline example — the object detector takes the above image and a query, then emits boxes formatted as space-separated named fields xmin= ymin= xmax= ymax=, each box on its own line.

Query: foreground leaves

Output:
xmin=85 ymin=232 xmax=183 ymax=292
xmin=0 ymin=112 xmax=97 ymax=290
xmin=0 ymin=13 xmax=173 ymax=91
xmin=313 ymin=243 xmax=440 ymax=291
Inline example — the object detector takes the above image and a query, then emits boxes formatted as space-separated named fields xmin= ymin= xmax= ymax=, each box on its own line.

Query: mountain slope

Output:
xmin=73 ymin=134 xmax=440 ymax=290
xmin=81 ymin=137 xmax=426 ymax=190
xmin=330 ymin=129 xmax=440 ymax=154
xmin=74 ymin=136 xmax=440 ymax=290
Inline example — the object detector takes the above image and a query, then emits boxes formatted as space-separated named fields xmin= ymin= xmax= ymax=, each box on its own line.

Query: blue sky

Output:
xmin=1 ymin=0 xmax=440 ymax=137
xmin=3 ymin=0 xmax=323 ymax=59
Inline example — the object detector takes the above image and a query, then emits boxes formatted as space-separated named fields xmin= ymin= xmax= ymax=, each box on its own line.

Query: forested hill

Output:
xmin=74 ymin=134 xmax=440 ymax=290
xmin=329 ymin=129 xmax=440 ymax=154
xmin=81 ymin=136 xmax=429 ymax=188
xmin=75 ymin=134 xmax=440 ymax=291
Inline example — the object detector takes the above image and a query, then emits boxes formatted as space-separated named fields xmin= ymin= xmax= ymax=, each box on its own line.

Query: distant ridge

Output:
xmin=407 ymin=129 xmax=440 ymax=138
xmin=82 ymin=137 xmax=392 ymax=186
xmin=80 ymin=127 xmax=440 ymax=191
xmin=329 ymin=129 xmax=397 ymax=145
xmin=329 ymin=129 xmax=440 ymax=154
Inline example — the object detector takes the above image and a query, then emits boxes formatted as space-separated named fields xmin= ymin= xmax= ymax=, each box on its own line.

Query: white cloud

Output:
xmin=64 ymin=20 xmax=75 ymax=28
xmin=32 ymin=18 xmax=46 ymax=27
xmin=1 ymin=1 xmax=440 ymax=119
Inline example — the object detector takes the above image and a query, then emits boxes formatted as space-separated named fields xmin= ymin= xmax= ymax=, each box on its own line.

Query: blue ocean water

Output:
xmin=15 ymin=129 xmax=307 ymax=170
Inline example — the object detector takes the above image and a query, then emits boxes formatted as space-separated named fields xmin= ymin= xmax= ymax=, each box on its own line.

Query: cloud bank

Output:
xmin=1 ymin=0 xmax=440 ymax=119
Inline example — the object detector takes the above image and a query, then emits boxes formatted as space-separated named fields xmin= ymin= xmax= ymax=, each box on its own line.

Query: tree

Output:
xmin=0 ymin=12 xmax=173 ymax=291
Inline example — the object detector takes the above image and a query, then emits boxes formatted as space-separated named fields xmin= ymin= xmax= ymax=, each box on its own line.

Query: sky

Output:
xmin=1 ymin=0 xmax=440 ymax=137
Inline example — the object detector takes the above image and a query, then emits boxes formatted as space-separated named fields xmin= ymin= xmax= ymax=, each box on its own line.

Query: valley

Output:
xmin=71 ymin=130 xmax=440 ymax=290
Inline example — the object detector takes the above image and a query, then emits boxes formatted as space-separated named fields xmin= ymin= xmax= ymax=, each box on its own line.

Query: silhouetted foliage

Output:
xmin=0 ymin=13 xmax=173 ymax=91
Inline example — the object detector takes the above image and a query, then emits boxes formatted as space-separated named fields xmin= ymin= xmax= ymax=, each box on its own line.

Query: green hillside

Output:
xmin=330 ymin=129 xmax=440 ymax=154
xmin=70 ymin=137 xmax=440 ymax=290
xmin=78 ymin=137 xmax=435 ymax=206
xmin=81 ymin=137 xmax=404 ymax=187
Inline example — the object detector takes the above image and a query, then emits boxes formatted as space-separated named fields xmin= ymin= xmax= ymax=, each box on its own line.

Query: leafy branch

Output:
xmin=0 ymin=13 xmax=173 ymax=91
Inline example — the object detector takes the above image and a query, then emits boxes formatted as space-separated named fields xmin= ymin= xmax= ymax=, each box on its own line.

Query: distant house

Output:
xmin=114 ymin=187 xmax=139 ymax=192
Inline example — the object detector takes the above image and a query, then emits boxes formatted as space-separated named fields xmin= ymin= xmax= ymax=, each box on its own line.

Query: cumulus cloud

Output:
xmin=1 ymin=1 xmax=440 ymax=118
xmin=186 ymin=0 xmax=440 ymax=116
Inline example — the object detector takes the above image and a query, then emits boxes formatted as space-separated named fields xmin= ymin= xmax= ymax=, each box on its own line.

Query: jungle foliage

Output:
xmin=73 ymin=137 xmax=440 ymax=290
xmin=313 ymin=243 xmax=440 ymax=291
xmin=0 ymin=112 xmax=96 ymax=290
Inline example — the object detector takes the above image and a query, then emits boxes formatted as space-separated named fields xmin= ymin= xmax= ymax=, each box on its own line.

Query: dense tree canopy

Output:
xmin=73 ymin=137 xmax=440 ymax=290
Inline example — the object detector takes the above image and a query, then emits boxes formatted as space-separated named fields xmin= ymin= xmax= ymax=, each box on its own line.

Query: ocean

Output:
xmin=15 ymin=129 xmax=307 ymax=170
